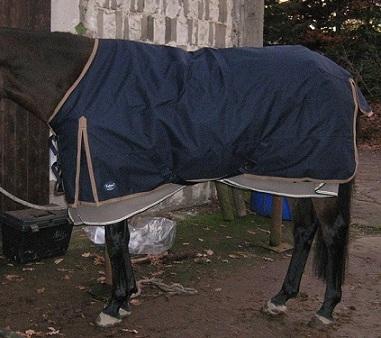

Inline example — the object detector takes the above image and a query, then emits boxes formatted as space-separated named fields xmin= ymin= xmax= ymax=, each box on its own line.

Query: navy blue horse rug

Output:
xmin=49 ymin=39 xmax=371 ymax=225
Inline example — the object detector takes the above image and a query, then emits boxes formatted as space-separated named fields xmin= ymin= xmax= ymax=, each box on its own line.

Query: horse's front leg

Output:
xmin=263 ymin=198 xmax=318 ymax=316
xmin=96 ymin=220 xmax=137 ymax=327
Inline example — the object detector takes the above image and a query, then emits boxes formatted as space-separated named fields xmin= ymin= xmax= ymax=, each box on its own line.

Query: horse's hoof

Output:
xmin=119 ymin=306 xmax=132 ymax=318
xmin=95 ymin=312 xmax=122 ymax=327
xmin=308 ymin=313 xmax=334 ymax=328
xmin=262 ymin=300 xmax=287 ymax=316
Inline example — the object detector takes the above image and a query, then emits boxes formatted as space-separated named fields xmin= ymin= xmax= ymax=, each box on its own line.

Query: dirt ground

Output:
xmin=0 ymin=106 xmax=380 ymax=338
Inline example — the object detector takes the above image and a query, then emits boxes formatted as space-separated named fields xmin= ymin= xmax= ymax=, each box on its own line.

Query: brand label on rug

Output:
xmin=104 ymin=181 xmax=117 ymax=191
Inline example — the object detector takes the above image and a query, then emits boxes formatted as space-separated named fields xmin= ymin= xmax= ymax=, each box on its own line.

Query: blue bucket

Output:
xmin=250 ymin=192 xmax=292 ymax=221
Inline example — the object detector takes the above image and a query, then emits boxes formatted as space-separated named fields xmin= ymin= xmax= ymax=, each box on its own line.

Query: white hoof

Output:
xmin=314 ymin=313 xmax=334 ymax=325
xmin=119 ymin=307 xmax=132 ymax=318
xmin=262 ymin=300 xmax=287 ymax=316
xmin=95 ymin=312 xmax=122 ymax=327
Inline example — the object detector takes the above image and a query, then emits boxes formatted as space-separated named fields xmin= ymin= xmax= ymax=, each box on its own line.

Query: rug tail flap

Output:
xmin=220 ymin=175 xmax=339 ymax=198
xmin=350 ymin=79 xmax=373 ymax=117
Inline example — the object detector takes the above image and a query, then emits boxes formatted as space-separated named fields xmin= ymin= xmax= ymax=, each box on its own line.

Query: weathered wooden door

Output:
xmin=0 ymin=0 xmax=51 ymax=211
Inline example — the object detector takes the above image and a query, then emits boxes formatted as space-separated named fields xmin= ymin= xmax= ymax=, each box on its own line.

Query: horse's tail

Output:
xmin=313 ymin=181 xmax=352 ymax=285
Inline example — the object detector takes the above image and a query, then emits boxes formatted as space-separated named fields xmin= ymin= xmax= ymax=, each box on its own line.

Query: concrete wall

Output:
xmin=79 ymin=0 xmax=236 ymax=49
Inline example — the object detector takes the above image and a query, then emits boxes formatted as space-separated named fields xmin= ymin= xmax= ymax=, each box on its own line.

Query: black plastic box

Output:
xmin=1 ymin=209 xmax=72 ymax=264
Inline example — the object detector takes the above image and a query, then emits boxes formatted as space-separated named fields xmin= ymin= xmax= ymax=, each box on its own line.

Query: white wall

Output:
xmin=51 ymin=0 xmax=80 ymax=32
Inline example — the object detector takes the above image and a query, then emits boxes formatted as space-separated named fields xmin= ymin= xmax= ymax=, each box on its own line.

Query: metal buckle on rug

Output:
xmin=48 ymin=135 xmax=65 ymax=195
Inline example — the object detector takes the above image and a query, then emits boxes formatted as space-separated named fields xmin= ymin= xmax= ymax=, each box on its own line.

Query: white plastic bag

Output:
xmin=83 ymin=217 xmax=176 ymax=255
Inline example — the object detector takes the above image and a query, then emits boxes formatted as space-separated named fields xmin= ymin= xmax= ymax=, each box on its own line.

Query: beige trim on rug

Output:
xmin=74 ymin=117 xmax=85 ymax=207
xmin=48 ymin=39 xmax=99 ymax=125
xmin=81 ymin=117 xmax=100 ymax=205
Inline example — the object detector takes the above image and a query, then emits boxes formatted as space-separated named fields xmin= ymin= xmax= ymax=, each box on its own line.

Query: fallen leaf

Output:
xmin=25 ymin=329 xmax=36 ymax=337
xmin=262 ymin=257 xmax=274 ymax=262
xmin=130 ymin=299 xmax=141 ymax=306
xmin=236 ymin=252 xmax=248 ymax=258
xmin=205 ymin=249 xmax=214 ymax=256
xmin=258 ymin=228 xmax=270 ymax=234
xmin=22 ymin=267 xmax=34 ymax=272
xmin=151 ymin=270 xmax=164 ymax=276
xmin=25 ymin=329 xmax=44 ymax=337
xmin=97 ymin=276 xmax=106 ymax=283
xmin=36 ymin=287 xmax=46 ymax=294
xmin=5 ymin=274 xmax=24 ymax=282
xmin=198 ymin=238 xmax=204 ymax=242
xmin=121 ymin=328 xmax=138 ymax=334
xmin=228 ymin=254 xmax=239 ymax=259
xmin=81 ymin=252 xmax=91 ymax=258
xmin=57 ymin=268 xmax=71 ymax=272
xmin=93 ymin=254 xmax=105 ymax=265
xmin=247 ymin=230 xmax=256 ymax=235
xmin=54 ymin=258 xmax=64 ymax=265
xmin=47 ymin=327 xmax=60 ymax=335
xmin=76 ymin=285 xmax=87 ymax=290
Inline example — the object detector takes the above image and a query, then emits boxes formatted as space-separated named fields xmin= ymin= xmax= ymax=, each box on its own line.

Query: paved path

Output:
xmin=352 ymin=148 xmax=381 ymax=227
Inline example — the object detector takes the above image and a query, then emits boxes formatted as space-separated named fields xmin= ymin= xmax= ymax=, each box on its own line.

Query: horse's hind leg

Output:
xmin=311 ymin=184 xmax=351 ymax=325
xmin=264 ymin=198 xmax=318 ymax=315
xmin=96 ymin=220 xmax=137 ymax=327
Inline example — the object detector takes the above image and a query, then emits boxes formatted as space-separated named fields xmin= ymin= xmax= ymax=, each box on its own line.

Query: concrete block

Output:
xmin=187 ymin=19 xmax=193 ymax=45
xmin=183 ymin=0 xmax=190 ymax=17
xmin=208 ymin=21 xmax=214 ymax=45
xmin=130 ymin=0 xmax=136 ymax=11
xmin=198 ymin=0 xmax=204 ymax=20
xmin=177 ymin=16 xmax=189 ymax=45
xmin=137 ymin=0 xmax=145 ymax=12
xmin=144 ymin=0 xmax=160 ymax=14
xmin=154 ymin=15 xmax=166 ymax=44
xmin=208 ymin=0 xmax=219 ymax=22
xmin=115 ymin=10 xmax=124 ymax=38
xmin=215 ymin=22 xmax=226 ymax=47
xmin=97 ymin=9 xmax=105 ymax=37
xmin=187 ymin=0 xmax=199 ymax=18
xmin=129 ymin=13 xmax=143 ymax=40
xmin=147 ymin=15 xmax=155 ymax=40
xmin=165 ymin=0 xmax=181 ymax=18
xmin=204 ymin=0 xmax=210 ymax=20
xmin=197 ymin=19 xmax=209 ymax=45
xmin=141 ymin=15 xmax=148 ymax=39
xmin=218 ymin=0 xmax=227 ymax=23
xmin=165 ymin=17 xmax=177 ymax=42
xmin=124 ymin=15 xmax=130 ymax=39
xmin=110 ymin=0 xmax=118 ymax=9
xmin=102 ymin=9 xmax=118 ymax=38
xmin=192 ymin=19 xmax=198 ymax=45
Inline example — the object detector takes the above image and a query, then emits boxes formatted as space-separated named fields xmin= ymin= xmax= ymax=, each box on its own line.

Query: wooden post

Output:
xmin=244 ymin=0 xmax=264 ymax=47
xmin=270 ymin=196 xmax=282 ymax=246
xmin=232 ymin=188 xmax=247 ymax=217
xmin=215 ymin=182 xmax=235 ymax=221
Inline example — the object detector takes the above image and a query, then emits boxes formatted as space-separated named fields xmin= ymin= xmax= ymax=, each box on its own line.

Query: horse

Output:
xmin=0 ymin=27 xmax=371 ymax=328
